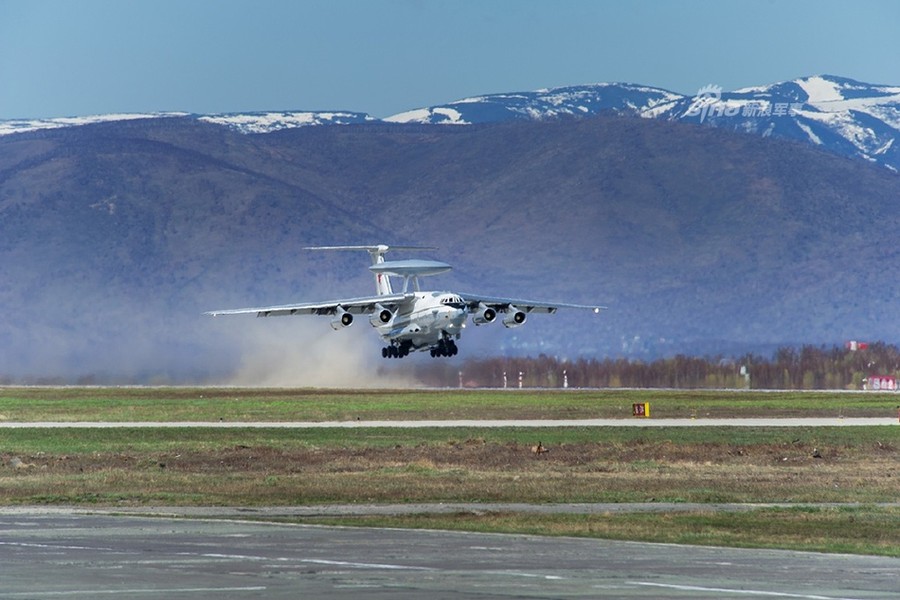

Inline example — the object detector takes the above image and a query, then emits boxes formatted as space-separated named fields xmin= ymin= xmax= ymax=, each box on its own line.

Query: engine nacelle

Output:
xmin=472 ymin=303 xmax=497 ymax=325
xmin=502 ymin=306 xmax=527 ymax=328
xmin=369 ymin=303 xmax=394 ymax=326
xmin=330 ymin=307 xmax=354 ymax=330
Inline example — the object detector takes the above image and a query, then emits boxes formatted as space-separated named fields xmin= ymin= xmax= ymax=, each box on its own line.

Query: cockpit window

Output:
xmin=442 ymin=296 xmax=465 ymax=308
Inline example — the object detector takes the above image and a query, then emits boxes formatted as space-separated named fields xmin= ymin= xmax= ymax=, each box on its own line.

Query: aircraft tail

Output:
xmin=303 ymin=245 xmax=435 ymax=296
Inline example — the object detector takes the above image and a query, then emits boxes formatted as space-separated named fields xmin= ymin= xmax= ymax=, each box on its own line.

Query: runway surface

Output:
xmin=2 ymin=510 xmax=898 ymax=599
xmin=0 ymin=417 xmax=895 ymax=427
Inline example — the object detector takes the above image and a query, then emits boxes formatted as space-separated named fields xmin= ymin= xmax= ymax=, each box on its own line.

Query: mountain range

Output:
xmin=1 ymin=75 xmax=899 ymax=383
xmin=4 ymin=74 xmax=898 ymax=172
xmin=385 ymin=75 xmax=900 ymax=173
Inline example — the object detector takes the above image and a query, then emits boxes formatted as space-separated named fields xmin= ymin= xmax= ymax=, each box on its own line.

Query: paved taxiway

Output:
xmin=0 ymin=417 xmax=895 ymax=427
xmin=2 ymin=510 xmax=898 ymax=599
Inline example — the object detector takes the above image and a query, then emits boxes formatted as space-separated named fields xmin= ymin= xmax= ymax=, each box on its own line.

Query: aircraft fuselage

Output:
xmin=373 ymin=291 xmax=467 ymax=357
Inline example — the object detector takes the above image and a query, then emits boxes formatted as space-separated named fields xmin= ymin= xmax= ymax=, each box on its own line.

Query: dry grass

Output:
xmin=2 ymin=423 xmax=897 ymax=555
xmin=3 ymin=436 xmax=897 ymax=505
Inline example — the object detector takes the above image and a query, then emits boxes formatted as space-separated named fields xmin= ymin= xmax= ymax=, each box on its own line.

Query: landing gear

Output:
xmin=381 ymin=341 xmax=411 ymax=359
xmin=430 ymin=338 xmax=458 ymax=358
xmin=381 ymin=338 xmax=459 ymax=359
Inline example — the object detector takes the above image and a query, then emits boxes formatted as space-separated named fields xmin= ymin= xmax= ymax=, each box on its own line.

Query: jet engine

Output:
xmin=330 ymin=307 xmax=354 ymax=330
xmin=472 ymin=303 xmax=497 ymax=325
xmin=370 ymin=303 xmax=394 ymax=325
xmin=502 ymin=306 xmax=527 ymax=328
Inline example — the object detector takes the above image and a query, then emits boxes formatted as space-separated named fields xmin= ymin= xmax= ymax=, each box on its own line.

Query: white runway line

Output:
xmin=0 ymin=587 xmax=268 ymax=596
xmin=0 ymin=418 xmax=895 ymax=428
xmin=628 ymin=581 xmax=866 ymax=600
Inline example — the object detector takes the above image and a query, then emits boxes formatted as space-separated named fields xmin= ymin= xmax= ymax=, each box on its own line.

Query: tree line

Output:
xmin=414 ymin=343 xmax=900 ymax=390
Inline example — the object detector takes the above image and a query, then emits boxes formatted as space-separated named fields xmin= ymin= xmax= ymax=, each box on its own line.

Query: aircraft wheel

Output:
xmin=381 ymin=347 xmax=388 ymax=358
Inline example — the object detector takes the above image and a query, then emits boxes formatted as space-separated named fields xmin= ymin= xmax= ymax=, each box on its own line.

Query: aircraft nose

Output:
xmin=443 ymin=305 xmax=466 ymax=324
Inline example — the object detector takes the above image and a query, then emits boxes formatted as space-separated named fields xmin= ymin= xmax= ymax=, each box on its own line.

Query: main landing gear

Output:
xmin=382 ymin=341 xmax=412 ymax=359
xmin=430 ymin=338 xmax=458 ymax=358
xmin=381 ymin=338 xmax=459 ymax=359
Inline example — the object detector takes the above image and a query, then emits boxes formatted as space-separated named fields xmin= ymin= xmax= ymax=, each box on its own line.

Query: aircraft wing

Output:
xmin=458 ymin=293 xmax=605 ymax=314
xmin=205 ymin=293 xmax=414 ymax=318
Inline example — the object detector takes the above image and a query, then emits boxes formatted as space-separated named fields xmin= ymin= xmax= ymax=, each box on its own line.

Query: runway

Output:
xmin=0 ymin=417 xmax=895 ymax=427
xmin=2 ymin=510 xmax=898 ymax=599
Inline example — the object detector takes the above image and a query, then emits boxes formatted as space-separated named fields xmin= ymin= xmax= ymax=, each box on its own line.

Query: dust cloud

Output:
xmin=220 ymin=318 xmax=420 ymax=388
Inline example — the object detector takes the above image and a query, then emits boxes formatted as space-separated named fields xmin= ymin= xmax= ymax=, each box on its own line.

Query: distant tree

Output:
xmin=429 ymin=343 xmax=900 ymax=389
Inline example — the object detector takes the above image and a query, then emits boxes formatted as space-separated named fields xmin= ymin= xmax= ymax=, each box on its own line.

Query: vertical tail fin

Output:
xmin=370 ymin=246 xmax=393 ymax=295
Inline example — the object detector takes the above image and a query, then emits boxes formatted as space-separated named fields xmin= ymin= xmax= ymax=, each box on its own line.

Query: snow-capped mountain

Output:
xmin=0 ymin=110 xmax=375 ymax=136
xmin=382 ymin=83 xmax=683 ymax=125
xmin=656 ymin=75 xmax=900 ymax=172
xmin=383 ymin=75 xmax=900 ymax=172
xmin=197 ymin=110 xmax=375 ymax=133
xmin=2 ymin=75 xmax=898 ymax=171
xmin=0 ymin=112 xmax=189 ymax=136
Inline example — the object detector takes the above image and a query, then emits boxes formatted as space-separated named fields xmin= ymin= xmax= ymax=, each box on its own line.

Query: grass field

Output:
xmin=0 ymin=387 xmax=897 ymax=421
xmin=1 ymin=387 xmax=898 ymax=556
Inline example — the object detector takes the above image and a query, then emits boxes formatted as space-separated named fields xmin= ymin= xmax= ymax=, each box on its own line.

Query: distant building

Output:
xmin=864 ymin=375 xmax=897 ymax=391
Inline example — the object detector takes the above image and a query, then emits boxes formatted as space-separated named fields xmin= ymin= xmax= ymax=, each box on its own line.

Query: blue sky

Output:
xmin=1 ymin=0 xmax=898 ymax=119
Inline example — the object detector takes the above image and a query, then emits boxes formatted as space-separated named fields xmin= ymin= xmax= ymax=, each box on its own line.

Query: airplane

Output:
xmin=205 ymin=245 xmax=604 ymax=358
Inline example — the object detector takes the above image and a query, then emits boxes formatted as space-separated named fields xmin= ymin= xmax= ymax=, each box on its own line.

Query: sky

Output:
xmin=1 ymin=0 xmax=899 ymax=120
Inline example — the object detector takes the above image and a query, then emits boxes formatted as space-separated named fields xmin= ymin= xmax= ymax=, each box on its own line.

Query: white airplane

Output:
xmin=206 ymin=245 xmax=604 ymax=358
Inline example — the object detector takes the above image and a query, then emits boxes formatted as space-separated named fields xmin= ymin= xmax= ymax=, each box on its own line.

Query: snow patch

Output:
xmin=874 ymin=138 xmax=894 ymax=155
xmin=385 ymin=106 xmax=469 ymax=124
xmin=732 ymin=84 xmax=773 ymax=94
xmin=431 ymin=107 xmax=468 ymax=124
xmin=795 ymin=120 xmax=823 ymax=145
xmin=0 ymin=112 xmax=186 ymax=136
xmin=384 ymin=108 xmax=433 ymax=124
xmin=198 ymin=111 xmax=372 ymax=133
xmin=796 ymin=76 xmax=845 ymax=103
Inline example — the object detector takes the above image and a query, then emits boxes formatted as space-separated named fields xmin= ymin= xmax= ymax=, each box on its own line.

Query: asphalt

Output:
xmin=2 ymin=510 xmax=898 ymax=599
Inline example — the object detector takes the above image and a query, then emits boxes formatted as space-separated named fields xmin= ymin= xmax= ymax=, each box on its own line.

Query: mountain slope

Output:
xmin=1 ymin=115 xmax=899 ymax=381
